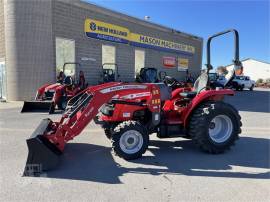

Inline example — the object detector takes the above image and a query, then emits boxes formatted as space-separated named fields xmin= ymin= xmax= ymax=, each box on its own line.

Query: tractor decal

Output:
xmin=100 ymin=85 xmax=147 ymax=94
xmin=120 ymin=92 xmax=151 ymax=99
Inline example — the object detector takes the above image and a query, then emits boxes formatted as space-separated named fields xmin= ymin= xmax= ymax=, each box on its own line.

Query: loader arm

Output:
xmin=24 ymin=82 xmax=161 ymax=174
xmin=48 ymin=82 xmax=161 ymax=150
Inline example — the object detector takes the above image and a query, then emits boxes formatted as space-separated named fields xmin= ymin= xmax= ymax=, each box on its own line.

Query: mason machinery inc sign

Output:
xmin=84 ymin=18 xmax=195 ymax=55
xmin=129 ymin=33 xmax=195 ymax=55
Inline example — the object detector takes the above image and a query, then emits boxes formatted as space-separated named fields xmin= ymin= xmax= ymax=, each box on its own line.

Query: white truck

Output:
xmin=232 ymin=76 xmax=255 ymax=91
xmin=217 ymin=75 xmax=227 ymax=86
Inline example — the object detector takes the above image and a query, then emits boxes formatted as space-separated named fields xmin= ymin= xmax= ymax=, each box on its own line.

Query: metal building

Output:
xmin=226 ymin=58 xmax=270 ymax=81
xmin=0 ymin=0 xmax=203 ymax=101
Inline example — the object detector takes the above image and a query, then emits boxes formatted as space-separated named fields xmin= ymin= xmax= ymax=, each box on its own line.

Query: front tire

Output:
xmin=111 ymin=121 xmax=149 ymax=160
xmin=104 ymin=128 xmax=112 ymax=139
xmin=250 ymin=84 xmax=254 ymax=91
xmin=189 ymin=101 xmax=242 ymax=154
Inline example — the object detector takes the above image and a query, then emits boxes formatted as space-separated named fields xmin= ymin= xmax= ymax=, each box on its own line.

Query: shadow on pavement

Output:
xmin=43 ymin=136 xmax=270 ymax=183
xmin=225 ymin=89 xmax=270 ymax=113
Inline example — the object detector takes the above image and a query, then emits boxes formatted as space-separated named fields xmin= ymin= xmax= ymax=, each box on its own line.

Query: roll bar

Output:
xmin=62 ymin=62 xmax=81 ymax=78
xmin=206 ymin=29 xmax=240 ymax=73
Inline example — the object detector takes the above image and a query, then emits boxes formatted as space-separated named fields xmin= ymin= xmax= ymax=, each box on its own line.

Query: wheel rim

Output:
xmin=209 ymin=115 xmax=233 ymax=143
xmin=119 ymin=130 xmax=143 ymax=154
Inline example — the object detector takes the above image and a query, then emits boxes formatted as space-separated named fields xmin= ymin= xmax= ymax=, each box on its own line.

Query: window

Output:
xmin=56 ymin=37 xmax=75 ymax=76
xmin=135 ymin=49 xmax=145 ymax=77
xmin=102 ymin=45 xmax=116 ymax=69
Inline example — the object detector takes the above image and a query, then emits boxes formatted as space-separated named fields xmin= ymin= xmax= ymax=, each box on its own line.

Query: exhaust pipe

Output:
xmin=23 ymin=119 xmax=62 ymax=176
xmin=21 ymin=101 xmax=55 ymax=114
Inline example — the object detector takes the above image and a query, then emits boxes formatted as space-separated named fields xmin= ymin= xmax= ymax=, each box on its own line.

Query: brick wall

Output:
xmin=4 ymin=0 xmax=54 ymax=100
xmin=52 ymin=0 xmax=203 ymax=85
xmin=3 ymin=0 xmax=202 ymax=100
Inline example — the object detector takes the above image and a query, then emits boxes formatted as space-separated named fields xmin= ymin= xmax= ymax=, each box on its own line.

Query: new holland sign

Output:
xmin=85 ymin=19 xmax=130 ymax=44
xmin=84 ymin=18 xmax=195 ymax=55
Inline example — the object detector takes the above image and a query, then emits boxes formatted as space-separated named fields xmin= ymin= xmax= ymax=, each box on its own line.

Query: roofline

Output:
xmin=240 ymin=58 xmax=270 ymax=64
xmin=59 ymin=0 xmax=203 ymax=42
xmin=225 ymin=58 xmax=270 ymax=66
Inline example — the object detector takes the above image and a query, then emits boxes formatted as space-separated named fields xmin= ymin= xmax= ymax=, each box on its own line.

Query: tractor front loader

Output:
xmin=24 ymin=29 xmax=243 ymax=176
xmin=24 ymin=82 xmax=161 ymax=175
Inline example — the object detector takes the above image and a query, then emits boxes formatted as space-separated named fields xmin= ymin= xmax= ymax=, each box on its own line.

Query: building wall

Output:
xmin=4 ymin=0 xmax=54 ymax=100
xmin=3 ymin=0 xmax=203 ymax=101
xmin=0 ymin=0 xmax=5 ymax=59
xmin=52 ymin=0 xmax=203 ymax=85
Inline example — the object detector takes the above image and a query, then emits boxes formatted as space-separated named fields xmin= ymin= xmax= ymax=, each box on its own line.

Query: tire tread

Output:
xmin=189 ymin=101 xmax=242 ymax=154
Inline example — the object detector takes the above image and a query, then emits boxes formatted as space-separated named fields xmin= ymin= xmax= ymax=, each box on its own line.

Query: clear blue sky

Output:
xmin=86 ymin=0 xmax=269 ymax=68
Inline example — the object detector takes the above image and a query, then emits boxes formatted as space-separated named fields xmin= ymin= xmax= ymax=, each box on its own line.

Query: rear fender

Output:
xmin=163 ymin=88 xmax=189 ymax=111
xmin=182 ymin=89 xmax=234 ymax=127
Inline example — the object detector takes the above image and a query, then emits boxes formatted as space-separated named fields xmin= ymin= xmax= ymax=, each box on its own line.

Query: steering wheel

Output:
xmin=158 ymin=71 xmax=167 ymax=81
xmin=163 ymin=75 xmax=185 ymax=88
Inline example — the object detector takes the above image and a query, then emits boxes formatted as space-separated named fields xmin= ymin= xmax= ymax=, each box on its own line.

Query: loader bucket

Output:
xmin=21 ymin=101 xmax=54 ymax=114
xmin=23 ymin=118 xmax=62 ymax=176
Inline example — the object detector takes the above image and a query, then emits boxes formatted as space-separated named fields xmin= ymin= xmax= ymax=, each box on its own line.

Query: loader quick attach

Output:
xmin=24 ymin=29 xmax=243 ymax=175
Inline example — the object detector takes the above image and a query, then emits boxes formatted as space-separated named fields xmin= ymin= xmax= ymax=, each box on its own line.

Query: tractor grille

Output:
xmin=44 ymin=91 xmax=55 ymax=99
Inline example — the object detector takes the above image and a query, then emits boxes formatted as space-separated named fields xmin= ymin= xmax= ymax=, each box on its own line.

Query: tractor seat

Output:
xmin=180 ymin=91 xmax=197 ymax=99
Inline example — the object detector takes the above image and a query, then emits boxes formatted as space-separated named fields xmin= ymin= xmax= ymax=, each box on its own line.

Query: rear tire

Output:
xmin=189 ymin=101 xmax=241 ymax=154
xmin=111 ymin=121 xmax=149 ymax=160
xmin=250 ymin=84 xmax=254 ymax=91
xmin=240 ymin=84 xmax=244 ymax=91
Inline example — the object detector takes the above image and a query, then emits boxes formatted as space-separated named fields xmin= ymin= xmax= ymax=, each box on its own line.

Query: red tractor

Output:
xmin=24 ymin=29 xmax=242 ymax=175
xmin=21 ymin=63 xmax=87 ymax=114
